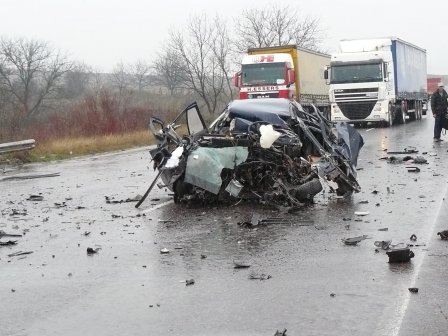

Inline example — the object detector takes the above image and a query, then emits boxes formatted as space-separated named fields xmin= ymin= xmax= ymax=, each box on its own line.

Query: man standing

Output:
xmin=431 ymin=82 xmax=448 ymax=141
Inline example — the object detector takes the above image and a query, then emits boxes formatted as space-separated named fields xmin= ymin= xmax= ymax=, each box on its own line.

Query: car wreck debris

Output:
xmin=86 ymin=247 xmax=99 ymax=255
xmin=233 ymin=262 xmax=251 ymax=269
xmin=410 ymin=234 xmax=417 ymax=241
xmin=160 ymin=248 xmax=170 ymax=254
xmin=137 ymin=99 xmax=363 ymax=208
xmin=386 ymin=248 xmax=414 ymax=263
xmin=0 ymin=240 xmax=18 ymax=246
xmin=342 ymin=235 xmax=368 ymax=246
xmin=408 ymin=287 xmax=419 ymax=293
xmin=26 ymin=195 xmax=44 ymax=201
xmin=249 ymin=273 xmax=272 ymax=281
xmin=185 ymin=279 xmax=195 ymax=286
xmin=274 ymin=329 xmax=287 ymax=336
xmin=437 ymin=230 xmax=448 ymax=240
xmin=0 ymin=230 xmax=22 ymax=239
xmin=374 ymin=240 xmax=392 ymax=250
xmin=8 ymin=251 xmax=33 ymax=257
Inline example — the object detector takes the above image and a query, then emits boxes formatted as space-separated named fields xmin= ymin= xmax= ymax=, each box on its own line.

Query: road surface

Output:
xmin=1 ymin=116 xmax=448 ymax=336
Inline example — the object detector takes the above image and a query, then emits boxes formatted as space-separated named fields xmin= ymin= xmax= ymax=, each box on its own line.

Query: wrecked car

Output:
xmin=136 ymin=98 xmax=363 ymax=208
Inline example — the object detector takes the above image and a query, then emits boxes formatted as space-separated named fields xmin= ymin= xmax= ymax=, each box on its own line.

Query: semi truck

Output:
xmin=233 ymin=45 xmax=331 ymax=115
xmin=326 ymin=38 xmax=427 ymax=126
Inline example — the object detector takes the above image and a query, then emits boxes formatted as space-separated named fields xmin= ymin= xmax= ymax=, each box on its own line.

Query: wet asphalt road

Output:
xmin=1 ymin=116 xmax=448 ymax=336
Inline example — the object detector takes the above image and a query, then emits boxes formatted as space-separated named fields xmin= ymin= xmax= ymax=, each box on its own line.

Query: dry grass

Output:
xmin=28 ymin=129 xmax=154 ymax=162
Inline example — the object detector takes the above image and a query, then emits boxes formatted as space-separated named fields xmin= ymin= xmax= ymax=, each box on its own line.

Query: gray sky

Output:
xmin=1 ymin=0 xmax=446 ymax=74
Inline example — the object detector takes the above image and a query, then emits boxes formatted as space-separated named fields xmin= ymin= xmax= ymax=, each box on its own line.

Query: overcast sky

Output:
xmin=1 ymin=0 xmax=446 ymax=74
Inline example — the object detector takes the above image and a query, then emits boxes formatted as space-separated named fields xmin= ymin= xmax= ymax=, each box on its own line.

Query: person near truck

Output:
xmin=431 ymin=82 xmax=448 ymax=141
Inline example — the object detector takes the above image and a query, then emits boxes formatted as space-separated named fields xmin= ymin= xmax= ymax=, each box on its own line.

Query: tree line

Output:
xmin=0 ymin=5 xmax=322 ymax=141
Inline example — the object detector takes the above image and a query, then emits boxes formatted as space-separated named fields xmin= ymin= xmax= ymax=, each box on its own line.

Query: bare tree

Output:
xmin=234 ymin=5 xmax=322 ymax=52
xmin=169 ymin=14 xmax=232 ymax=114
xmin=63 ymin=62 xmax=92 ymax=98
xmin=131 ymin=60 xmax=151 ymax=91
xmin=153 ymin=47 xmax=185 ymax=95
xmin=0 ymin=37 xmax=72 ymax=120
xmin=111 ymin=61 xmax=132 ymax=95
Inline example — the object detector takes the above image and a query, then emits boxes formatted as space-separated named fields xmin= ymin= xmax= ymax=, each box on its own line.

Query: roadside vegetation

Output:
xmin=0 ymin=5 xmax=323 ymax=162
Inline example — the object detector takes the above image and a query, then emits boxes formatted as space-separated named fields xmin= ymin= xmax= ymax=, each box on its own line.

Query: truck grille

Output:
xmin=338 ymin=102 xmax=376 ymax=120
xmin=334 ymin=88 xmax=378 ymax=102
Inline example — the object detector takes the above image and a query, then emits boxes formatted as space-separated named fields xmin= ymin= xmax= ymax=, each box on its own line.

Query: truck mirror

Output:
xmin=233 ymin=72 xmax=241 ymax=88
xmin=324 ymin=69 xmax=329 ymax=80
xmin=288 ymin=69 xmax=295 ymax=85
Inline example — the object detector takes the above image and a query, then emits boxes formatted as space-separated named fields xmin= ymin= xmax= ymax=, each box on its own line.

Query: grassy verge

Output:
xmin=12 ymin=130 xmax=155 ymax=162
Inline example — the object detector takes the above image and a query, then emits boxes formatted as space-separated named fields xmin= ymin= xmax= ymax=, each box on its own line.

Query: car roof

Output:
xmin=228 ymin=98 xmax=296 ymax=118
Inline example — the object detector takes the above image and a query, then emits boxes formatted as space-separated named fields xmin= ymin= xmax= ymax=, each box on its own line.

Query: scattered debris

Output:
xmin=354 ymin=211 xmax=369 ymax=216
xmin=233 ymin=262 xmax=251 ymax=269
xmin=185 ymin=279 xmax=195 ymax=286
xmin=437 ymin=230 xmax=448 ymax=240
xmin=408 ymin=287 xmax=419 ymax=293
xmin=0 ymin=230 xmax=22 ymax=239
xmin=249 ymin=273 xmax=272 ymax=280
xmin=342 ymin=235 xmax=368 ymax=246
xmin=378 ymin=228 xmax=389 ymax=232
xmin=0 ymin=172 xmax=60 ymax=182
xmin=410 ymin=234 xmax=417 ymax=241
xmin=26 ymin=195 xmax=44 ymax=201
xmin=387 ymin=147 xmax=418 ymax=154
xmin=406 ymin=167 xmax=420 ymax=173
xmin=274 ymin=329 xmax=287 ymax=336
xmin=374 ymin=240 xmax=392 ymax=250
xmin=160 ymin=248 xmax=170 ymax=254
xmin=330 ymin=293 xmax=336 ymax=298
xmin=0 ymin=240 xmax=18 ymax=246
xmin=201 ymin=254 xmax=207 ymax=259
xmin=8 ymin=251 xmax=33 ymax=257
xmin=83 ymin=231 xmax=91 ymax=236
xmin=386 ymin=248 xmax=414 ymax=263
xmin=86 ymin=247 xmax=99 ymax=255
xmin=105 ymin=195 xmax=142 ymax=204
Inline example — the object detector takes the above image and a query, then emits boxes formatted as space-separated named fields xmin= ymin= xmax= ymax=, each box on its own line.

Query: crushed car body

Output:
xmin=138 ymin=98 xmax=363 ymax=208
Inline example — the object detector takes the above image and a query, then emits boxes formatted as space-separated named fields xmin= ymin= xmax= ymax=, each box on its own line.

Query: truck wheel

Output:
xmin=417 ymin=101 xmax=422 ymax=120
xmin=384 ymin=105 xmax=394 ymax=127
xmin=395 ymin=105 xmax=406 ymax=124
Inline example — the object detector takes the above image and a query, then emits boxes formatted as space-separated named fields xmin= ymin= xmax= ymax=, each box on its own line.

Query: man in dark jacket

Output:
xmin=431 ymin=82 xmax=448 ymax=141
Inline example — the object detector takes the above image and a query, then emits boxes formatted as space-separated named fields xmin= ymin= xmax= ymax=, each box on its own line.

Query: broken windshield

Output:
xmin=330 ymin=62 xmax=383 ymax=84
xmin=242 ymin=62 xmax=285 ymax=85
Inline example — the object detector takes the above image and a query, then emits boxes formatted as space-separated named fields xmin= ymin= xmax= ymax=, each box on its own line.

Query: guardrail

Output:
xmin=0 ymin=139 xmax=36 ymax=154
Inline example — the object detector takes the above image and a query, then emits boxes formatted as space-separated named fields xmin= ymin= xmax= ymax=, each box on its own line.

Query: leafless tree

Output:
xmin=153 ymin=47 xmax=186 ymax=95
xmin=63 ymin=62 xmax=92 ymax=98
xmin=131 ymin=60 xmax=152 ymax=91
xmin=111 ymin=61 xmax=132 ymax=95
xmin=234 ymin=5 xmax=322 ymax=52
xmin=169 ymin=14 xmax=232 ymax=114
xmin=0 ymin=37 xmax=72 ymax=120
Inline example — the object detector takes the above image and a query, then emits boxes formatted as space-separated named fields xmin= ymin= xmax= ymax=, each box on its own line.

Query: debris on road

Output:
xmin=386 ymin=248 xmax=414 ymax=263
xmin=410 ymin=234 xmax=417 ymax=241
xmin=0 ymin=172 xmax=60 ymax=182
xmin=342 ymin=235 xmax=368 ymax=246
xmin=0 ymin=230 xmax=22 ymax=239
xmin=406 ymin=167 xmax=420 ymax=173
xmin=408 ymin=287 xmax=419 ymax=293
xmin=274 ymin=329 xmax=287 ymax=336
xmin=233 ymin=262 xmax=251 ymax=269
xmin=105 ymin=195 xmax=142 ymax=204
xmin=8 ymin=251 xmax=33 ymax=257
xmin=249 ymin=273 xmax=272 ymax=280
xmin=0 ymin=240 xmax=18 ymax=246
xmin=86 ymin=247 xmax=99 ymax=255
xmin=26 ymin=195 xmax=44 ymax=201
xmin=374 ymin=240 xmax=392 ymax=250
xmin=378 ymin=228 xmax=389 ymax=232
xmin=437 ymin=230 xmax=448 ymax=240
xmin=354 ymin=211 xmax=369 ymax=216
xmin=387 ymin=147 xmax=418 ymax=155
xmin=160 ymin=248 xmax=170 ymax=254
xmin=185 ymin=279 xmax=195 ymax=286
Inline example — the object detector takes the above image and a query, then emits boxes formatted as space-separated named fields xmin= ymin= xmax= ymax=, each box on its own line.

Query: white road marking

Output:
xmin=384 ymin=177 xmax=448 ymax=336
xmin=366 ymin=128 xmax=375 ymax=132
xmin=140 ymin=199 xmax=174 ymax=214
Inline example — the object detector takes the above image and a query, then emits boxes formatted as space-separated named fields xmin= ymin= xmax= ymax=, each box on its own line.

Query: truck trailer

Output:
xmin=233 ymin=45 xmax=331 ymax=115
xmin=326 ymin=38 xmax=427 ymax=126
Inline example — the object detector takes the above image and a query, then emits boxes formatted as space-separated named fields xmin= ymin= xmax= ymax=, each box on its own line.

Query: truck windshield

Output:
xmin=331 ymin=63 xmax=383 ymax=84
xmin=242 ymin=62 xmax=285 ymax=85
